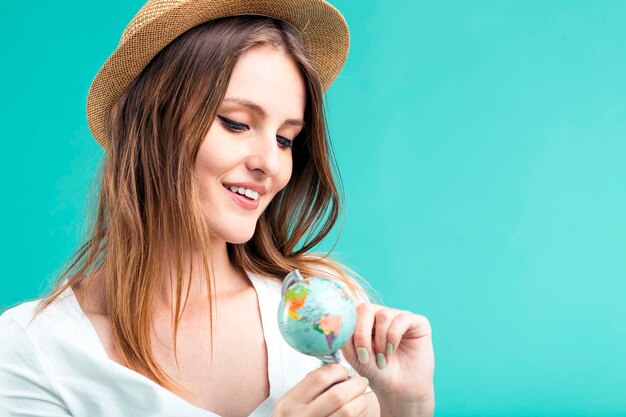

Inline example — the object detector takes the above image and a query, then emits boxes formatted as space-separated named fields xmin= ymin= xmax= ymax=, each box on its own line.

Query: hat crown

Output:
xmin=88 ymin=0 xmax=350 ymax=148
xmin=120 ymin=0 xmax=189 ymax=46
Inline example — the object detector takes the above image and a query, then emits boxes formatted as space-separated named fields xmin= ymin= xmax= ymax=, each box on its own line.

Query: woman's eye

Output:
xmin=217 ymin=114 xmax=293 ymax=150
xmin=217 ymin=114 xmax=248 ymax=132
xmin=277 ymin=136 xmax=293 ymax=150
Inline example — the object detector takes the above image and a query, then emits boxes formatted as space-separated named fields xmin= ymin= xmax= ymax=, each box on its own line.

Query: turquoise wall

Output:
xmin=1 ymin=1 xmax=625 ymax=415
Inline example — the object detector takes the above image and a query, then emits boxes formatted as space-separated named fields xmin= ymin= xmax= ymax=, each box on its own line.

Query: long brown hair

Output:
xmin=34 ymin=15 xmax=380 ymax=394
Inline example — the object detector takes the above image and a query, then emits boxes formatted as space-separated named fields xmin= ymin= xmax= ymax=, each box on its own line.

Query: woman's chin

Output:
xmin=227 ymin=237 xmax=254 ymax=245
xmin=222 ymin=228 xmax=257 ymax=245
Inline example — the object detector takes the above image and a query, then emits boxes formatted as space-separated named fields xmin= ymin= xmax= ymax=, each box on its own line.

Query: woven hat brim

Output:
xmin=86 ymin=0 xmax=350 ymax=149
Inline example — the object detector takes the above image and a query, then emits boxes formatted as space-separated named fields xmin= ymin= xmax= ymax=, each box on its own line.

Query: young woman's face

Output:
xmin=194 ymin=44 xmax=306 ymax=244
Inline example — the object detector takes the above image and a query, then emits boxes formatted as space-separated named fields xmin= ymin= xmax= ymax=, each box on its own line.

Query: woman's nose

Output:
xmin=246 ymin=132 xmax=281 ymax=176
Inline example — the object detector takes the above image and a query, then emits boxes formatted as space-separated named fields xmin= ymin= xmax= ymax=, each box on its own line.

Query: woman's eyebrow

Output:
xmin=223 ymin=96 xmax=305 ymax=127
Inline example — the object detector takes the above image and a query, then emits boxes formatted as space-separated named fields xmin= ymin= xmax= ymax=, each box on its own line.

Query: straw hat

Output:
xmin=86 ymin=0 xmax=350 ymax=149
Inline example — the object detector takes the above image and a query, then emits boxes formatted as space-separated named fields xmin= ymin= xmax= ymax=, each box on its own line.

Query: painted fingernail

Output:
xmin=386 ymin=342 xmax=393 ymax=357
xmin=357 ymin=347 xmax=369 ymax=364
xmin=376 ymin=352 xmax=387 ymax=369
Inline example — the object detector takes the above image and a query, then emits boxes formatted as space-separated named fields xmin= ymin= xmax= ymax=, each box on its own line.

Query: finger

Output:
xmin=385 ymin=311 xmax=414 ymax=357
xmin=351 ymin=303 xmax=383 ymax=366
xmin=309 ymin=376 xmax=369 ymax=417
xmin=388 ymin=312 xmax=432 ymax=344
xmin=287 ymin=364 xmax=350 ymax=403
xmin=373 ymin=308 xmax=399 ymax=369
xmin=327 ymin=393 xmax=369 ymax=417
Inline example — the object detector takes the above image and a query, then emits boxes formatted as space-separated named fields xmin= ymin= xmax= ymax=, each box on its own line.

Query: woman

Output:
xmin=0 ymin=1 xmax=435 ymax=416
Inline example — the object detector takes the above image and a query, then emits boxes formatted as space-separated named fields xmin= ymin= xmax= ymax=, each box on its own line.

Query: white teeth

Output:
xmin=226 ymin=185 xmax=259 ymax=201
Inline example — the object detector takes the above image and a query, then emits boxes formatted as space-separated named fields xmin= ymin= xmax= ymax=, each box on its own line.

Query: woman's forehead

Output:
xmin=221 ymin=96 xmax=305 ymax=128
xmin=222 ymin=45 xmax=306 ymax=119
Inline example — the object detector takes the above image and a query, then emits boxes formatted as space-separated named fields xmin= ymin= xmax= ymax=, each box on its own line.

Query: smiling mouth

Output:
xmin=224 ymin=185 xmax=260 ymax=201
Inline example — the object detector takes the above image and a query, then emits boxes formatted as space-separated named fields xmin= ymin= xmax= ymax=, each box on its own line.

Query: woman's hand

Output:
xmin=340 ymin=303 xmax=435 ymax=416
xmin=273 ymin=364 xmax=370 ymax=417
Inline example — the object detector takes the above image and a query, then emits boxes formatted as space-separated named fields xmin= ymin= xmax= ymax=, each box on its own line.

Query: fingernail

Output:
xmin=386 ymin=342 xmax=393 ymax=357
xmin=376 ymin=352 xmax=387 ymax=369
xmin=357 ymin=347 xmax=369 ymax=364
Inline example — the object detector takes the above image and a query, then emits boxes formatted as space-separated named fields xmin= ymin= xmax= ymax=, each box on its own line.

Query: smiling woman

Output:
xmin=194 ymin=44 xmax=305 ymax=243
xmin=0 ymin=1 xmax=434 ymax=416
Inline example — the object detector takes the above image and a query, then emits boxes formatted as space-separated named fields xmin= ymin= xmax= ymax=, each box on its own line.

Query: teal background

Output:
xmin=1 ymin=1 xmax=625 ymax=415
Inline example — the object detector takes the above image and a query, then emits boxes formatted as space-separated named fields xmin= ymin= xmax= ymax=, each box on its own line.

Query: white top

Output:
xmin=0 ymin=272 xmax=370 ymax=416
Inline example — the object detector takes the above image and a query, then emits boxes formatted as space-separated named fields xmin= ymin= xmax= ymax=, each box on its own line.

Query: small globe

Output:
xmin=278 ymin=272 xmax=357 ymax=358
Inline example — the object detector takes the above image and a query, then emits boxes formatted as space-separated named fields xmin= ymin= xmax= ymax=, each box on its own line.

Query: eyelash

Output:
xmin=217 ymin=115 xmax=294 ymax=150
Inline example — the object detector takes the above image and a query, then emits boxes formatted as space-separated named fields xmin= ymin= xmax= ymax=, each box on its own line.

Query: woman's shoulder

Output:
xmin=0 ymin=300 xmax=73 ymax=415
xmin=0 ymin=302 xmax=50 ymax=371
xmin=0 ymin=288 xmax=103 ymax=370
xmin=0 ymin=298 xmax=39 ymax=329
xmin=0 ymin=300 xmax=39 ymax=349
xmin=0 ymin=296 xmax=59 ymax=345
xmin=1 ymin=289 xmax=78 ymax=336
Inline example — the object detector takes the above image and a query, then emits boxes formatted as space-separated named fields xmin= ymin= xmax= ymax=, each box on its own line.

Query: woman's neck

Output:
xmin=154 ymin=238 xmax=251 ymax=315
xmin=73 ymin=238 xmax=252 ymax=320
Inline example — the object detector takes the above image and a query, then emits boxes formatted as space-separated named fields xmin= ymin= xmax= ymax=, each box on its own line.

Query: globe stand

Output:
xmin=317 ymin=351 xmax=342 ymax=366
xmin=281 ymin=269 xmax=306 ymax=297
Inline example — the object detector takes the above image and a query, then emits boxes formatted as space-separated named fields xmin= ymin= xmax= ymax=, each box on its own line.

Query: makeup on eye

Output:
xmin=217 ymin=114 xmax=294 ymax=149
xmin=217 ymin=114 xmax=248 ymax=131
xmin=276 ymin=136 xmax=293 ymax=149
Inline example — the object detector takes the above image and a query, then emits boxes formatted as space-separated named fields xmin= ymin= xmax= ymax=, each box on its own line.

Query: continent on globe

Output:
xmin=285 ymin=279 xmax=310 ymax=320
xmin=278 ymin=272 xmax=357 ymax=361
xmin=313 ymin=314 xmax=342 ymax=350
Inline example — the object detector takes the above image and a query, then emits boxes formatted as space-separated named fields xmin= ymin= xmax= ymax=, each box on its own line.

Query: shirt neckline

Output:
xmin=61 ymin=271 xmax=280 ymax=417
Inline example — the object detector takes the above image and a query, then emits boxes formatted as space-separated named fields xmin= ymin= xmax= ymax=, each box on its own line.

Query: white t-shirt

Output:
xmin=0 ymin=272 xmax=370 ymax=416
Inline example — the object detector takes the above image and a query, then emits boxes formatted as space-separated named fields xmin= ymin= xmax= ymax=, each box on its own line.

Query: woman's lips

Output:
xmin=223 ymin=185 xmax=260 ymax=210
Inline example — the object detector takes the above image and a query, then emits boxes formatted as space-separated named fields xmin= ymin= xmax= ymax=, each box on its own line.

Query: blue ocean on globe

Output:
xmin=277 ymin=276 xmax=357 ymax=357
